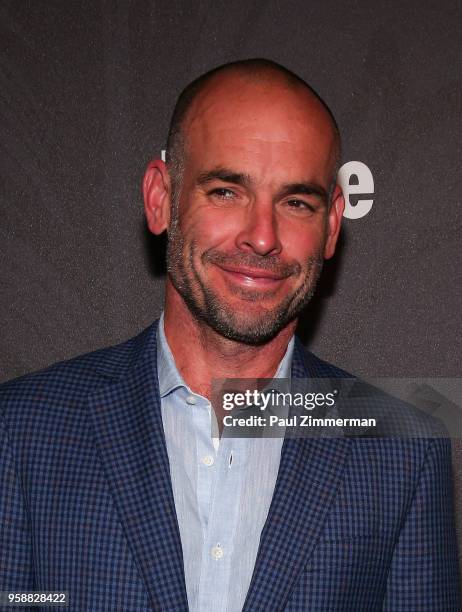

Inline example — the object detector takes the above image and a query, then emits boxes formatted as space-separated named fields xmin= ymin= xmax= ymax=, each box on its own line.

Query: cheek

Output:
xmin=179 ymin=206 xmax=243 ymax=250
xmin=279 ymin=221 xmax=326 ymax=262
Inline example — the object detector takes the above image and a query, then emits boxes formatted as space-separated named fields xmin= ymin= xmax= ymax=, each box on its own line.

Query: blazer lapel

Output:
xmin=243 ymin=340 xmax=351 ymax=611
xmin=87 ymin=323 xmax=188 ymax=611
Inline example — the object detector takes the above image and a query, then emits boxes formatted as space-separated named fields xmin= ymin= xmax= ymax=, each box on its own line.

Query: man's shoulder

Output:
xmin=294 ymin=338 xmax=448 ymax=439
xmin=0 ymin=321 xmax=159 ymax=417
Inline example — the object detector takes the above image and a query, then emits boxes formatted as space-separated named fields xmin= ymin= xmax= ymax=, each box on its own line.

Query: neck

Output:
xmin=163 ymin=280 xmax=296 ymax=399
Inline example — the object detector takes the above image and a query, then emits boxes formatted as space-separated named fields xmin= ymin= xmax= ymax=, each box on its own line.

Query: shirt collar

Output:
xmin=156 ymin=311 xmax=295 ymax=398
xmin=157 ymin=312 xmax=187 ymax=398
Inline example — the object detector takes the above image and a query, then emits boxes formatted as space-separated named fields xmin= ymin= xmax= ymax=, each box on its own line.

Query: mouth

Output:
xmin=215 ymin=263 xmax=288 ymax=290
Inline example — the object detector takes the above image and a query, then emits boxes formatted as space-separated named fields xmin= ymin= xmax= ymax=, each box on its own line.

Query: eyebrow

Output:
xmin=196 ymin=166 xmax=328 ymax=206
xmin=196 ymin=167 xmax=252 ymax=188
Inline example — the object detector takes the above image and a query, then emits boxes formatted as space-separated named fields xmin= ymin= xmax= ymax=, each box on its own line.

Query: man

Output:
xmin=0 ymin=59 xmax=459 ymax=611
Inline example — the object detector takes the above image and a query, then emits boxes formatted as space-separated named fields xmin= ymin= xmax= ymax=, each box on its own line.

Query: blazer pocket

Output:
xmin=317 ymin=529 xmax=387 ymax=543
xmin=304 ymin=531 xmax=395 ymax=576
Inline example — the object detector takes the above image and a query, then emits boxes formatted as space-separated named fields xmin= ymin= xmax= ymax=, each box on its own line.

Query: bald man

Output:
xmin=1 ymin=59 xmax=459 ymax=611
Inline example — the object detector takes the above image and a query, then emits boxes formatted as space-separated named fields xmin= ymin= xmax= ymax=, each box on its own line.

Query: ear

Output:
xmin=323 ymin=184 xmax=344 ymax=260
xmin=143 ymin=159 xmax=171 ymax=235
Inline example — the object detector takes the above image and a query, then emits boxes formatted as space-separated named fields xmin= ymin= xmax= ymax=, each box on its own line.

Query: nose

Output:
xmin=235 ymin=198 xmax=282 ymax=256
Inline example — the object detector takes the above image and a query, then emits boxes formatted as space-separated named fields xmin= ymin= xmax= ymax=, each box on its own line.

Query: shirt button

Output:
xmin=186 ymin=395 xmax=197 ymax=405
xmin=202 ymin=455 xmax=214 ymax=466
xmin=211 ymin=544 xmax=224 ymax=560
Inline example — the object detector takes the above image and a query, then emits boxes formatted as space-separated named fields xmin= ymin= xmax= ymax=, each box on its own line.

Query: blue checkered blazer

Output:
xmin=1 ymin=320 xmax=460 ymax=611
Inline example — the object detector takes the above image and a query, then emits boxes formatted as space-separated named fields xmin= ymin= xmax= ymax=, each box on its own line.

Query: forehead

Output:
xmin=183 ymin=74 xmax=337 ymax=183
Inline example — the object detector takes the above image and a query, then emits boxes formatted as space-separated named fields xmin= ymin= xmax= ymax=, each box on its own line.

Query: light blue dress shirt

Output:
xmin=156 ymin=312 xmax=294 ymax=612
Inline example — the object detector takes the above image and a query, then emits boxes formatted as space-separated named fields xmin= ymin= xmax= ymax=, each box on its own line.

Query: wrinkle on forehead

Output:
xmin=188 ymin=112 xmax=337 ymax=180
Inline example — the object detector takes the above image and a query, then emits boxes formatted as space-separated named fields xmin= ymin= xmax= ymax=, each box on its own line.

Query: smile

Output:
xmin=216 ymin=264 xmax=288 ymax=290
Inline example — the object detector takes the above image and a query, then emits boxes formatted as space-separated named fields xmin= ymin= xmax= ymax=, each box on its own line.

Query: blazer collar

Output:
xmin=242 ymin=337 xmax=352 ymax=610
xmin=87 ymin=319 xmax=189 ymax=611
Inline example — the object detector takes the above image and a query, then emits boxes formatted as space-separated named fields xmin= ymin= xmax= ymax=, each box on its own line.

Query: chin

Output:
xmin=203 ymin=309 xmax=292 ymax=345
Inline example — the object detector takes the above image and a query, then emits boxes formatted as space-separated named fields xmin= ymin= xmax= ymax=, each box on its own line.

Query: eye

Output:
xmin=209 ymin=188 xmax=236 ymax=200
xmin=285 ymin=199 xmax=315 ymax=212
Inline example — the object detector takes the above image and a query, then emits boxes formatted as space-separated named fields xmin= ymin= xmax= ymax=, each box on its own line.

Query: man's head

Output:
xmin=144 ymin=58 xmax=344 ymax=344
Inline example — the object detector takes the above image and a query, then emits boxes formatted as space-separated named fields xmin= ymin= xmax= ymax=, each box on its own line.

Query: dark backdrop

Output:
xmin=1 ymin=0 xmax=461 ymax=563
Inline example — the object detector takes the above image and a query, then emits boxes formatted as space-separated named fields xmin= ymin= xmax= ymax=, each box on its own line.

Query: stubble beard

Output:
xmin=166 ymin=213 xmax=324 ymax=345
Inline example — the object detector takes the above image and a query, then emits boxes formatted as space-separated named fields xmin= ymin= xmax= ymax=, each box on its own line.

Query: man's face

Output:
xmin=166 ymin=77 xmax=341 ymax=344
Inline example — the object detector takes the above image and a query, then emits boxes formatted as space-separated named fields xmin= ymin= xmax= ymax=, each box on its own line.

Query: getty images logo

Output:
xmin=160 ymin=151 xmax=374 ymax=219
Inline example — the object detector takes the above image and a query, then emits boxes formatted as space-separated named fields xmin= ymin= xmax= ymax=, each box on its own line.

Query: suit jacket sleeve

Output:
xmin=0 ymin=414 xmax=35 ymax=592
xmin=383 ymin=438 xmax=460 ymax=610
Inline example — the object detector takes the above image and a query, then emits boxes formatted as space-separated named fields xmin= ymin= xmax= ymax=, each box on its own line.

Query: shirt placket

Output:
xmin=193 ymin=397 xmax=217 ymax=532
xmin=197 ymin=434 xmax=247 ymax=612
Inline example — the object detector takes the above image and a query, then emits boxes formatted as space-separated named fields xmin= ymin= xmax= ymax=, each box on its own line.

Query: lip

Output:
xmin=216 ymin=264 xmax=288 ymax=288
